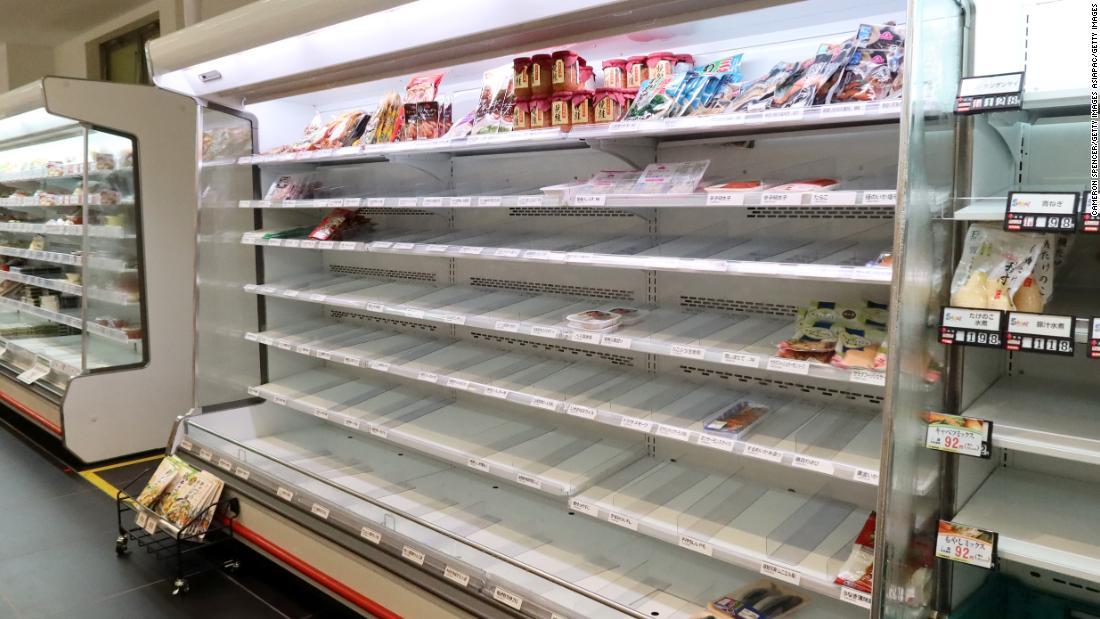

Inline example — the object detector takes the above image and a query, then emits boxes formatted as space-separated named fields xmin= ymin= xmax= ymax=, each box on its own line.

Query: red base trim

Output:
xmin=227 ymin=518 xmax=403 ymax=619
xmin=0 ymin=391 xmax=62 ymax=435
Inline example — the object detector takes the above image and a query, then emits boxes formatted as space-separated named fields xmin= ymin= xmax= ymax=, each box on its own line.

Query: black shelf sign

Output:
xmin=1004 ymin=192 xmax=1080 ymax=233
xmin=1005 ymin=311 xmax=1076 ymax=356
xmin=1090 ymin=318 xmax=1100 ymax=360
xmin=940 ymin=307 xmax=1005 ymax=348
xmin=955 ymin=72 xmax=1024 ymax=114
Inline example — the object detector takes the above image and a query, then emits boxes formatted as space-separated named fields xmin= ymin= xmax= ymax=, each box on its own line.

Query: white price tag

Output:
xmin=529 ymin=326 xmax=561 ymax=339
xmin=619 ymin=416 xmax=653 ymax=433
xmin=569 ymin=498 xmax=599 ymax=517
xmin=810 ymin=191 xmax=857 ymax=206
xmin=396 ymin=198 xmax=418 ymax=207
xmin=566 ymin=404 xmax=597 ymax=420
xmin=448 ymin=197 xmax=472 ymax=207
xmin=761 ymin=192 xmax=803 ymax=206
xmin=791 ymin=454 xmax=835 ymax=475
xmin=404 ymin=308 xmax=425 ymax=319
xmin=744 ymin=444 xmax=784 ymax=463
xmin=16 ymin=362 xmax=50 ymax=384
xmin=360 ymin=527 xmax=382 ymax=544
xmin=144 ymin=515 xmax=159 ymax=535
xmin=841 ymin=587 xmax=873 ymax=609
xmin=276 ymin=487 xmax=294 ymax=502
xmin=343 ymin=418 xmax=361 ymax=430
xmin=421 ymin=197 xmax=444 ymax=207
xmin=851 ymin=369 xmax=887 ymax=387
xmin=217 ymin=458 xmax=233 ymax=471
xmin=341 ymin=198 xmax=362 ymax=207
xmin=721 ymin=352 xmax=761 ymax=368
xmin=493 ymin=587 xmax=524 ymax=610
xmin=573 ymin=194 xmax=606 ymax=206
xmin=698 ymin=433 xmax=735 ymax=452
xmin=531 ymin=397 xmax=560 ymax=411
xmin=494 ymin=321 xmax=520 ymax=333
xmin=369 ymin=425 xmax=388 ymax=439
xmin=198 ymin=448 xmax=213 ymax=461
xmin=761 ymin=561 xmax=801 ymax=585
xmin=443 ymin=566 xmax=470 ymax=587
xmin=678 ymin=535 xmax=713 ymax=557
xmin=364 ymin=302 xmax=385 ymax=313
xmin=416 ymin=371 xmax=439 ymax=383
xmin=517 ymin=196 xmax=544 ymax=207
xmin=569 ymin=331 xmax=600 ymax=344
xmin=601 ymin=334 xmax=633 ymax=349
xmin=401 ymin=546 xmax=425 ymax=565
xmin=862 ymin=191 xmax=897 ymax=205
xmin=458 ymin=246 xmax=482 ymax=255
xmin=477 ymin=196 xmax=503 ymax=207
xmin=446 ymin=378 xmax=470 ymax=390
xmin=936 ymin=520 xmax=997 ymax=569
xmin=273 ymin=395 xmax=288 ymax=406
xmin=235 ymin=467 xmax=251 ymax=481
xmin=317 ymin=241 xmax=336 ymax=250
xmin=467 ymin=458 xmax=490 ymax=472
xmin=493 ymin=248 xmax=521 ymax=258
xmin=607 ymin=512 xmax=639 ymax=531
xmin=515 ymin=473 xmax=543 ymax=490
xmin=484 ymin=386 xmax=510 ymax=399
xmin=854 ymin=468 xmax=880 ymax=485
xmin=392 ymin=242 xmax=415 ymax=250
xmin=311 ymin=504 xmax=330 ymax=520
xmin=670 ymin=344 xmax=706 ymax=360
xmin=179 ymin=438 xmax=193 ymax=451
xmin=300 ymin=240 xmax=318 ymax=249
xmin=766 ymin=357 xmax=811 ymax=375
xmin=426 ymin=244 xmax=448 ymax=253
xmin=656 ymin=424 xmax=693 ymax=442
xmin=313 ymin=408 xmax=329 ymax=420
xmin=705 ymin=193 xmax=744 ymax=206
xmin=363 ymin=198 xmax=385 ymax=207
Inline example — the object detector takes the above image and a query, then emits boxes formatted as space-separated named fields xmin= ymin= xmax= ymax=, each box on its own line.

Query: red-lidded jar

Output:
xmin=622 ymin=88 xmax=637 ymax=115
xmin=646 ymin=51 xmax=677 ymax=81
xmin=530 ymin=54 xmax=553 ymax=97
xmin=593 ymin=88 xmax=627 ymax=123
xmin=625 ymin=55 xmax=649 ymax=89
xmin=513 ymin=57 xmax=532 ymax=100
xmin=550 ymin=91 xmax=573 ymax=128
xmin=602 ymin=58 xmax=626 ymax=89
xmin=528 ymin=97 xmax=551 ymax=128
xmin=552 ymin=50 xmax=583 ymax=92
xmin=579 ymin=65 xmax=596 ymax=91
xmin=513 ymin=99 xmax=530 ymax=131
xmin=570 ymin=90 xmax=594 ymax=125
xmin=675 ymin=53 xmax=695 ymax=73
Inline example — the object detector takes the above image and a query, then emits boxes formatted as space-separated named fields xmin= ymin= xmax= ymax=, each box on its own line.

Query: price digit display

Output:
xmin=936 ymin=520 xmax=998 ymax=569
xmin=1005 ymin=311 xmax=1077 ymax=356
xmin=924 ymin=412 xmax=992 ymax=458
xmin=940 ymin=307 xmax=1005 ymax=349
xmin=1004 ymin=192 xmax=1080 ymax=233
xmin=955 ymin=72 xmax=1024 ymax=114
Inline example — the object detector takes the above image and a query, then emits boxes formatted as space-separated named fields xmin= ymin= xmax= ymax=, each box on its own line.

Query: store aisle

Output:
xmin=0 ymin=409 xmax=363 ymax=619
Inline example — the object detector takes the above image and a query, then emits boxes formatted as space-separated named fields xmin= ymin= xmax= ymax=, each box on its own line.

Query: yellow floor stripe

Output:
xmin=82 ymin=453 xmax=161 ymax=474
xmin=79 ymin=454 xmax=163 ymax=499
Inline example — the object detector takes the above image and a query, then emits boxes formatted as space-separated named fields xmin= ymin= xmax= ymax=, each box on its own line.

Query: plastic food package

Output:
xmin=696 ymin=54 xmax=744 ymax=82
xmin=773 ymin=42 xmax=858 ymax=108
xmin=705 ymin=180 xmax=771 ymax=192
xmin=708 ymin=579 xmax=808 ymax=618
xmin=405 ymin=73 xmax=443 ymax=103
xmin=778 ymin=301 xmax=863 ymax=363
xmin=702 ymin=400 xmax=770 ymax=438
xmin=831 ymin=322 xmax=887 ymax=369
xmin=727 ymin=62 xmax=798 ymax=112
xmin=835 ymin=512 xmax=876 ymax=592
xmin=624 ymin=73 xmax=689 ymax=120
xmin=308 ymin=208 xmax=373 ymax=241
xmin=632 ymin=160 xmax=710 ymax=194
xmin=607 ymin=307 xmax=647 ymax=325
xmin=566 ymin=310 xmax=621 ymax=331
xmin=769 ymin=178 xmax=840 ymax=192
xmin=831 ymin=48 xmax=895 ymax=102
xmin=949 ymin=224 xmax=1052 ymax=310
xmin=264 ymin=174 xmax=321 ymax=201
xmin=136 ymin=456 xmax=190 ymax=509
xmin=463 ymin=65 xmax=514 ymax=136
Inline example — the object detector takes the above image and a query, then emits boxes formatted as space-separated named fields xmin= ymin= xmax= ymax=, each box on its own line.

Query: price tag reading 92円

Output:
xmin=936 ymin=520 xmax=997 ymax=569
xmin=924 ymin=412 xmax=992 ymax=458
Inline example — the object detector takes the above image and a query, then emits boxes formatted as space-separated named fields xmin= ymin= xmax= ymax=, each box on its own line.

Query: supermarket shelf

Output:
xmin=179 ymin=411 xmax=865 ymax=617
xmin=0 ymin=222 xmax=133 ymax=239
xmin=243 ymin=229 xmax=893 ymax=285
xmin=248 ymin=322 xmax=883 ymax=485
xmin=0 ymin=197 xmax=134 ymax=209
xmin=0 ymin=245 xmax=135 ymax=272
xmin=250 ymin=369 xmax=644 ymax=497
xmin=0 ymin=333 xmax=137 ymax=380
xmin=574 ymin=458 xmax=869 ymax=604
xmin=0 ymin=166 xmax=133 ymax=184
xmin=966 ymin=376 xmax=1100 ymax=465
xmin=953 ymin=468 xmax=1100 ymax=583
xmin=0 ymin=296 xmax=139 ymax=342
xmin=0 ymin=270 xmax=139 ymax=305
xmin=950 ymin=197 xmax=1004 ymax=221
xmin=238 ymin=189 xmax=898 ymax=210
xmin=244 ymin=274 xmax=887 ymax=389
xmin=1021 ymin=89 xmax=1091 ymax=117
xmin=237 ymin=100 xmax=903 ymax=166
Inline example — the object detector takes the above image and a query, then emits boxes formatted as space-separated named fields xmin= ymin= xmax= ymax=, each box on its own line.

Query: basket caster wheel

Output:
xmin=223 ymin=559 xmax=241 ymax=573
xmin=114 ymin=536 xmax=129 ymax=556
xmin=172 ymin=579 xmax=190 ymax=596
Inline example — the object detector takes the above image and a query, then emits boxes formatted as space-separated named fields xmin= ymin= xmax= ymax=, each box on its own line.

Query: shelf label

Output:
xmin=791 ymin=454 xmax=835 ymax=475
xmin=179 ymin=438 xmax=193 ymax=451
xmin=531 ymin=397 xmax=560 ymax=412
xmin=721 ymin=352 xmax=761 ymax=368
xmin=522 ymin=249 xmax=551 ymax=260
xmin=144 ymin=514 xmax=159 ymax=535
xmin=365 ymin=302 xmax=385 ymax=313
xmin=360 ymin=527 xmax=382 ymax=544
xmin=810 ymin=191 xmax=856 ymax=206
xmin=761 ymin=192 xmax=802 ymax=206
xmin=343 ymin=418 xmax=361 ymax=430
xmin=445 ymin=378 xmax=470 ymax=390
xmin=300 ymin=240 xmax=318 ymax=249
xmin=670 ymin=344 xmax=706 ymax=360
xmin=1005 ymin=312 xmax=1076 ymax=356
xmin=656 ymin=424 xmax=693 ymax=442
xmin=365 ymin=198 xmax=386 ymax=207
xmin=467 ymin=458 xmax=490 ymax=473
xmin=566 ymin=404 xmax=597 ymax=419
xmin=601 ymin=334 xmax=632 ymax=349
xmin=493 ymin=587 xmax=524 ymax=610
xmin=484 ymin=386 xmax=510 ymax=399
xmin=443 ymin=566 xmax=470 ymax=587
xmin=273 ymin=395 xmax=288 ymax=406
xmin=317 ymin=241 xmax=336 ymax=250
xmin=705 ymin=193 xmax=744 ymax=206
xmin=854 ymin=468 xmax=880 ymax=485
xmin=678 ymin=534 xmax=713 ymax=557
xmin=841 ymin=587 xmax=873 ymax=609
xmin=477 ymin=196 xmax=503 ymax=207
xmin=569 ymin=498 xmax=599 ymax=517
xmin=1004 ymin=192 xmax=1079 ymax=232
xmin=698 ymin=433 xmax=735 ymax=452
xmin=573 ymin=194 xmax=606 ymax=206
xmin=198 ymin=448 xmax=213 ymax=462
xmin=217 ymin=458 xmax=233 ymax=471
xmin=517 ymin=196 xmax=544 ymax=207
xmin=494 ymin=320 xmax=520 ymax=333
xmin=392 ymin=242 xmax=415 ymax=250
xmin=955 ymin=72 xmax=1024 ymax=114
xmin=861 ymin=191 xmax=897 ymax=205
xmin=369 ymin=361 xmax=390 ymax=372
xmin=529 ymin=326 xmax=561 ymax=339
xmin=607 ymin=512 xmax=639 ymax=531
xmin=683 ymin=259 xmax=727 ymax=273
xmin=1090 ymin=318 xmax=1100 ymax=359
xmin=16 ymin=361 xmax=49 ymax=384
xmin=940 ymin=307 xmax=1005 ymax=348
xmin=276 ymin=487 xmax=294 ymax=502
xmin=310 ymin=504 xmax=330 ymax=520
xmin=369 ymin=425 xmax=388 ymax=439
xmin=234 ymin=467 xmax=250 ymax=481
xmin=401 ymin=546 xmax=425 ymax=566
xmin=760 ymin=561 xmax=801 ymax=585
xmin=436 ymin=313 xmax=466 ymax=325
xmin=619 ymin=416 xmax=653 ymax=433
xmin=515 ymin=473 xmax=543 ymax=490
xmin=924 ymin=412 xmax=992 ymax=458
xmin=416 ymin=371 xmax=439 ymax=383
xmin=282 ymin=240 xmax=300 ymax=248
xmin=425 ymin=244 xmax=448 ymax=252
xmin=313 ymin=408 xmax=329 ymax=420
xmin=494 ymin=248 xmax=521 ymax=258
xmin=936 ymin=520 xmax=997 ymax=569
xmin=338 ymin=241 xmax=358 ymax=251
xmin=341 ymin=198 xmax=362 ymax=207
xmin=396 ymin=197 xmax=418 ymax=207
xmin=421 ymin=197 xmax=444 ymax=207
xmin=342 ymin=355 xmax=363 ymax=367
xmin=458 ymin=246 xmax=482 ymax=255
xmin=309 ymin=293 xmax=327 ymax=303
xmin=851 ymin=369 xmax=887 ymax=387
xmin=448 ymin=197 xmax=472 ymax=207
xmin=744 ymin=444 xmax=784 ymax=463
xmin=766 ymin=357 xmax=810 ymax=375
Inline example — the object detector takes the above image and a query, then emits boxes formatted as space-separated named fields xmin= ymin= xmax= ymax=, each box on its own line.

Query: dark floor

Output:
xmin=0 ymin=407 xmax=365 ymax=619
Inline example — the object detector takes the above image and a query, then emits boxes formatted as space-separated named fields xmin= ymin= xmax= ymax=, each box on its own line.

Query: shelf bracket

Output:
xmin=384 ymin=153 xmax=453 ymax=184
xmin=586 ymin=138 xmax=657 ymax=169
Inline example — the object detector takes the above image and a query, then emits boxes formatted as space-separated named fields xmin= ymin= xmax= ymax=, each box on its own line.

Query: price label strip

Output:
xmin=955 ymin=71 xmax=1023 ymax=115
xmin=1004 ymin=192 xmax=1079 ymax=233
xmin=936 ymin=520 xmax=998 ymax=569
xmin=1090 ymin=317 xmax=1100 ymax=360
xmin=1005 ymin=311 xmax=1077 ymax=356
xmin=940 ymin=307 xmax=1005 ymax=349
xmin=924 ymin=412 xmax=992 ymax=459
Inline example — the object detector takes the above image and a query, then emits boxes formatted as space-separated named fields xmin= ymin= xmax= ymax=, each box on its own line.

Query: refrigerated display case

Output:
xmin=150 ymin=0 xmax=941 ymax=616
xmin=878 ymin=0 xmax=1099 ymax=617
xmin=0 ymin=78 xmax=199 ymax=461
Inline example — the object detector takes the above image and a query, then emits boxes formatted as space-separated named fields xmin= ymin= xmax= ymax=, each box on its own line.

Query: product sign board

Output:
xmin=955 ymin=72 xmax=1023 ymax=114
xmin=940 ymin=307 xmax=1005 ymax=348
xmin=1005 ymin=312 xmax=1076 ymax=356
xmin=1004 ymin=192 xmax=1079 ymax=233
xmin=936 ymin=520 xmax=997 ymax=569
xmin=924 ymin=412 xmax=992 ymax=458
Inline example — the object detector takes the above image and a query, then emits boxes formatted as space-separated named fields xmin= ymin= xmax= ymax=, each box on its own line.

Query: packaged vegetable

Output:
xmin=949 ymin=224 xmax=1052 ymax=310
xmin=1012 ymin=276 xmax=1044 ymax=313
xmin=405 ymin=73 xmax=443 ymax=103
xmin=835 ymin=512 xmax=876 ymax=593
xmin=136 ymin=456 xmax=189 ymax=509
xmin=708 ymin=579 xmax=808 ymax=619
xmin=703 ymin=400 xmax=770 ymax=438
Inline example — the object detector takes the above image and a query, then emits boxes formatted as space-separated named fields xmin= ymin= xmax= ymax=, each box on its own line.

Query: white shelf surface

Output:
xmin=238 ymin=189 xmax=898 ymax=210
xmin=237 ymin=100 xmax=902 ymax=167
xmin=181 ymin=411 xmax=866 ymax=617
xmin=573 ymin=458 xmax=869 ymax=602
xmin=0 ymin=270 xmax=138 ymax=305
xmin=0 ymin=245 xmax=134 ymax=272
xmin=249 ymin=322 xmax=883 ymax=485
xmin=250 ymin=368 xmax=643 ymax=497
xmin=243 ymin=228 xmax=893 ymax=285
xmin=0 ymin=222 xmax=133 ymax=239
xmin=0 ymin=333 xmax=137 ymax=379
xmin=0 ymin=296 xmax=138 ymax=343
xmin=244 ymin=274 xmax=887 ymax=388
xmin=966 ymin=376 xmax=1100 ymax=465
xmin=953 ymin=468 xmax=1100 ymax=583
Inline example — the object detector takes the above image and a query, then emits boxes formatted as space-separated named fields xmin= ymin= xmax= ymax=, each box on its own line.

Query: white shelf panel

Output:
xmin=238 ymin=189 xmax=897 ymax=210
xmin=249 ymin=322 xmax=883 ymax=485
xmin=243 ymin=230 xmax=893 ymax=285
xmin=0 ymin=296 xmax=138 ymax=343
xmin=237 ymin=100 xmax=902 ymax=166
xmin=966 ymin=376 xmax=1100 ymax=465
xmin=249 ymin=368 xmax=644 ymax=497
xmin=0 ymin=222 xmax=133 ymax=239
xmin=0 ymin=333 xmax=137 ymax=379
xmin=573 ymin=458 xmax=869 ymax=604
xmin=181 ymin=412 xmax=864 ymax=618
xmin=953 ymin=468 xmax=1100 ymax=583
xmin=0 ymin=166 xmax=133 ymax=184
xmin=244 ymin=274 xmax=886 ymax=389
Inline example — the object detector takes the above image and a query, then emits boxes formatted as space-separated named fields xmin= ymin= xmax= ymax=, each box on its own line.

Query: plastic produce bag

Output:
xmin=950 ymin=224 xmax=1053 ymax=310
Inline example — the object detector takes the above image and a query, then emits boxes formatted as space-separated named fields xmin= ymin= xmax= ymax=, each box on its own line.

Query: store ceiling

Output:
xmin=0 ymin=0 xmax=152 ymax=46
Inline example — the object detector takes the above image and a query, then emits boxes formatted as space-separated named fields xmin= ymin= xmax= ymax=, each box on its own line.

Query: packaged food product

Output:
xmin=529 ymin=97 xmax=551 ymax=129
xmin=625 ymin=55 xmax=649 ymax=90
xmin=602 ymin=59 xmax=627 ymax=89
xmin=867 ymin=251 xmax=893 ymax=267
xmin=702 ymin=400 xmax=770 ymax=437
xmin=949 ymin=224 xmax=1051 ymax=310
xmin=624 ymin=73 xmax=689 ymax=120
xmin=1012 ymin=276 xmax=1043 ymax=312
xmin=772 ymin=42 xmax=858 ymax=108
xmin=469 ymin=66 xmax=515 ymax=135
xmin=579 ymin=65 xmax=596 ymax=91
xmin=632 ymin=160 xmax=710 ymax=194
xmin=584 ymin=170 xmax=642 ymax=194
xmin=405 ymin=72 xmax=443 ymax=103
xmin=416 ymin=102 xmax=441 ymax=140
xmin=831 ymin=47 xmax=894 ymax=103
xmin=831 ymin=323 xmax=886 ymax=369
xmin=566 ymin=310 xmax=621 ymax=331
xmin=674 ymin=53 xmax=695 ymax=74
xmin=264 ymin=174 xmax=321 ymax=201
xmin=550 ymin=91 xmax=573 ymax=128
xmin=606 ymin=306 xmax=647 ymax=325
xmin=570 ymin=91 xmax=594 ymax=125
xmin=696 ymin=54 xmax=743 ymax=82
xmin=323 ymin=110 xmax=369 ymax=147
xmin=552 ymin=50 xmax=584 ymax=92
xmin=308 ymin=208 xmax=372 ymax=241
xmin=366 ymin=92 xmax=403 ymax=144
xmin=769 ymin=178 xmax=840 ymax=192
xmin=93 ymin=152 xmax=116 ymax=171
xmin=513 ymin=57 xmax=532 ymax=100
xmin=835 ymin=512 xmax=876 ymax=593
xmin=513 ymin=100 xmax=530 ymax=130
xmin=728 ymin=62 xmax=798 ymax=112
xmin=401 ymin=103 xmax=419 ymax=141
xmin=593 ymin=88 xmax=627 ymax=123
xmin=531 ymin=54 xmax=554 ymax=97
xmin=646 ymin=51 xmax=677 ymax=81
xmin=136 ymin=456 xmax=189 ymax=509
xmin=778 ymin=301 xmax=861 ymax=363
xmin=708 ymin=579 xmax=808 ymax=619
xmin=705 ymin=180 xmax=770 ymax=192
